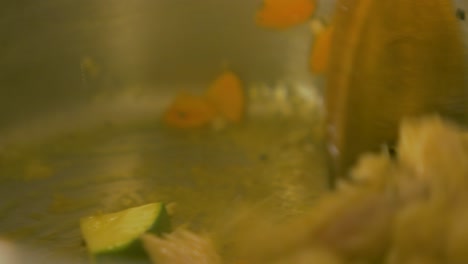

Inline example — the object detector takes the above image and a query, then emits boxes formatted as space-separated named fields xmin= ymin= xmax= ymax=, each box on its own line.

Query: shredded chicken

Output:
xmin=141 ymin=228 xmax=222 ymax=264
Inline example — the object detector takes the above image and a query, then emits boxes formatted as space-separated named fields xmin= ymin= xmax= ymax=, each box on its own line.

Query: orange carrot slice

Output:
xmin=310 ymin=26 xmax=334 ymax=74
xmin=163 ymin=92 xmax=217 ymax=129
xmin=256 ymin=0 xmax=316 ymax=29
xmin=205 ymin=70 xmax=244 ymax=123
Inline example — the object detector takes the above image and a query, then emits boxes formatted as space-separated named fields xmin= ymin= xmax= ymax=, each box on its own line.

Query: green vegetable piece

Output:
xmin=80 ymin=202 xmax=171 ymax=261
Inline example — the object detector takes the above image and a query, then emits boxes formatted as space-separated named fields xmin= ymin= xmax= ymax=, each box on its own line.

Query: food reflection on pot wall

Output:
xmin=256 ymin=0 xmax=316 ymax=29
xmin=309 ymin=20 xmax=333 ymax=75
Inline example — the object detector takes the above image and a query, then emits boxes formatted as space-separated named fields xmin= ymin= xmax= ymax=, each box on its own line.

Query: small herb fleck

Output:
xmin=388 ymin=146 xmax=397 ymax=158
xmin=259 ymin=153 xmax=269 ymax=161
xmin=456 ymin=8 xmax=465 ymax=21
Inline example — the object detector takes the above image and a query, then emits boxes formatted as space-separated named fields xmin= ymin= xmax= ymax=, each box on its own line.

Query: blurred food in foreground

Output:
xmin=163 ymin=70 xmax=245 ymax=129
xmin=232 ymin=116 xmax=468 ymax=264
xmin=325 ymin=0 xmax=468 ymax=183
xmin=256 ymin=0 xmax=316 ymax=29
xmin=142 ymin=229 xmax=222 ymax=264
xmin=145 ymin=116 xmax=468 ymax=264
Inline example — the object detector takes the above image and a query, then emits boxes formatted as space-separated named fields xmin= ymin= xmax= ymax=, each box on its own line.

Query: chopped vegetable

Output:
xmin=310 ymin=25 xmax=333 ymax=74
xmin=205 ymin=70 xmax=245 ymax=123
xmin=163 ymin=70 xmax=245 ymax=128
xmin=80 ymin=202 xmax=171 ymax=257
xmin=256 ymin=0 xmax=316 ymax=29
xmin=163 ymin=92 xmax=217 ymax=129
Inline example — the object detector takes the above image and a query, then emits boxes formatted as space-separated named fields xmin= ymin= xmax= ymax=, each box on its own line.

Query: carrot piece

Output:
xmin=310 ymin=26 xmax=334 ymax=74
xmin=205 ymin=70 xmax=245 ymax=123
xmin=256 ymin=0 xmax=316 ymax=29
xmin=163 ymin=92 xmax=216 ymax=128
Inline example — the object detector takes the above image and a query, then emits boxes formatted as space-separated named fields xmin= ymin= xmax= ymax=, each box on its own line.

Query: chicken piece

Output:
xmin=388 ymin=116 xmax=468 ymax=264
xmin=273 ymin=248 xmax=344 ymax=264
xmin=388 ymin=201 xmax=449 ymax=264
xmin=397 ymin=116 xmax=468 ymax=202
xmin=141 ymin=228 xmax=222 ymax=264
xmin=230 ymin=177 xmax=396 ymax=263
xmin=446 ymin=205 xmax=468 ymax=263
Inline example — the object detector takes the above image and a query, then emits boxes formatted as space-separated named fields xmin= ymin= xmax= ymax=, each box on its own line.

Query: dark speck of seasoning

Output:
xmin=388 ymin=146 xmax=397 ymax=158
xmin=81 ymin=239 xmax=86 ymax=247
xmin=456 ymin=8 xmax=465 ymax=21
xmin=259 ymin=153 xmax=269 ymax=161
xmin=384 ymin=143 xmax=397 ymax=158
xmin=177 ymin=111 xmax=188 ymax=119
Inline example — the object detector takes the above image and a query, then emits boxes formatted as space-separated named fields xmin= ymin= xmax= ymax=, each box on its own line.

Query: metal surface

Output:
xmin=0 ymin=0 xmax=334 ymax=129
xmin=0 ymin=118 xmax=327 ymax=264
xmin=0 ymin=0 xmax=467 ymax=263
xmin=0 ymin=1 xmax=333 ymax=263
